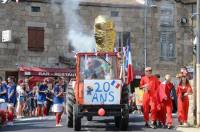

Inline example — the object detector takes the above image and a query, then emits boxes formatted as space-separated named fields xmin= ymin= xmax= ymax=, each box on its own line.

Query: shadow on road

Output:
xmin=0 ymin=119 xmax=56 ymax=132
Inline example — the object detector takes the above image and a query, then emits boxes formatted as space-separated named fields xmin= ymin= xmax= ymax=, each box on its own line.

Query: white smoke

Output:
xmin=51 ymin=0 xmax=95 ymax=52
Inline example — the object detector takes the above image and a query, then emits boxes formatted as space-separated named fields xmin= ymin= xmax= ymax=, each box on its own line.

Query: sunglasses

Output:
xmin=145 ymin=70 xmax=152 ymax=72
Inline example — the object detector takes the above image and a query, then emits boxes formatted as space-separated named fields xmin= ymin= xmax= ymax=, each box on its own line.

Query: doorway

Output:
xmin=5 ymin=71 xmax=18 ymax=83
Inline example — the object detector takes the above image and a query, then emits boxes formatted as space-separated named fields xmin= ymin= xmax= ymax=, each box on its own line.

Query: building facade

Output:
xmin=0 ymin=0 xmax=195 ymax=80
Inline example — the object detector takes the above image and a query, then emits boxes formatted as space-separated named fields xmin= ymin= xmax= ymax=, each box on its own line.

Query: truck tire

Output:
xmin=73 ymin=105 xmax=81 ymax=131
xmin=120 ymin=105 xmax=129 ymax=131
xmin=120 ymin=116 xmax=129 ymax=130
xmin=67 ymin=85 xmax=75 ymax=128
xmin=114 ymin=116 xmax=121 ymax=128
xmin=119 ymin=84 xmax=129 ymax=131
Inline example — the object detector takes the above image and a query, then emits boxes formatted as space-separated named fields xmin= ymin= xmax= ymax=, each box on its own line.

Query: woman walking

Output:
xmin=53 ymin=77 xmax=64 ymax=127
xmin=176 ymin=73 xmax=193 ymax=126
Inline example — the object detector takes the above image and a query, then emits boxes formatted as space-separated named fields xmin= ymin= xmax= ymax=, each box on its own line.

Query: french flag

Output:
xmin=111 ymin=80 xmax=120 ymax=89
xmin=125 ymin=38 xmax=134 ymax=85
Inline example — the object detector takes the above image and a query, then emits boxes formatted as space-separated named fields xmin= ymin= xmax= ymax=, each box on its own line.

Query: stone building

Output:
xmin=0 ymin=0 xmax=195 ymax=80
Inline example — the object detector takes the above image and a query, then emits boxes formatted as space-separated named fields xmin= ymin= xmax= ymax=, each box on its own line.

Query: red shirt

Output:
xmin=140 ymin=75 xmax=160 ymax=97
xmin=158 ymin=81 xmax=174 ymax=102
xmin=176 ymin=84 xmax=193 ymax=100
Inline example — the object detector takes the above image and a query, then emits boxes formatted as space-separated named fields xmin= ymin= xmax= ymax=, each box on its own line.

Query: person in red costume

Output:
xmin=176 ymin=73 xmax=193 ymax=127
xmin=140 ymin=67 xmax=160 ymax=129
xmin=155 ymin=74 xmax=165 ymax=128
xmin=158 ymin=74 xmax=174 ymax=129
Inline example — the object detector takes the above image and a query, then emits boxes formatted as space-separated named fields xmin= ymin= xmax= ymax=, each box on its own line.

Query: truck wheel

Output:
xmin=119 ymin=116 xmax=129 ymax=130
xmin=87 ymin=116 xmax=93 ymax=121
xmin=120 ymin=105 xmax=129 ymax=131
xmin=120 ymin=84 xmax=129 ymax=131
xmin=73 ymin=105 xmax=81 ymax=131
xmin=114 ymin=116 xmax=121 ymax=128
xmin=67 ymin=85 xmax=75 ymax=128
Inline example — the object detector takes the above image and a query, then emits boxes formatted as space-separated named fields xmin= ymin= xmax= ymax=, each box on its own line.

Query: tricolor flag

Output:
xmin=111 ymin=80 xmax=120 ymax=89
xmin=125 ymin=38 xmax=134 ymax=85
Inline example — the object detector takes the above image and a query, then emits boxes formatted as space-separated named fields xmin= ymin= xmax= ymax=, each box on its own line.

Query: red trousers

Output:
xmin=178 ymin=98 xmax=189 ymax=123
xmin=163 ymin=100 xmax=173 ymax=125
xmin=7 ymin=111 xmax=14 ymax=122
xmin=143 ymin=93 xmax=157 ymax=122
xmin=157 ymin=103 xmax=166 ymax=124
xmin=0 ymin=110 xmax=6 ymax=125
xmin=157 ymin=100 xmax=173 ymax=125
xmin=37 ymin=106 xmax=47 ymax=117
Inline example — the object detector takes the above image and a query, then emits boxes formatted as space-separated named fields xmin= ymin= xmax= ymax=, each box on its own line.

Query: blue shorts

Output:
xmin=18 ymin=96 xmax=25 ymax=103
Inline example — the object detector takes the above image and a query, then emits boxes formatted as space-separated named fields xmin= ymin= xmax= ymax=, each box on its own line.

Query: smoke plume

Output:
xmin=51 ymin=0 xmax=95 ymax=52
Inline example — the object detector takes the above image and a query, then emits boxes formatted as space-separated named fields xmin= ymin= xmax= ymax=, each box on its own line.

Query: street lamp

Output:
xmin=136 ymin=0 xmax=156 ymax=68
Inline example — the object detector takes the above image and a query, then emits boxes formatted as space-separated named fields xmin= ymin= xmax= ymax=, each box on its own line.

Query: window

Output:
xmin=116 ymin=32 xmax=130 ymax=52
xmin=31 ymin=6 xmax=40 ymax=12
xmin=160 ymin=4 xmax=174 ymax=27
xmin=160 ymin=31 xmax=175 ymax=59
xmin=79 ymin=55 xmax=117 ymax=81
xmin=111 ymin=11 xmax=119 ymax=17
xmin=28 ymin=27 xmax=44 ymax=51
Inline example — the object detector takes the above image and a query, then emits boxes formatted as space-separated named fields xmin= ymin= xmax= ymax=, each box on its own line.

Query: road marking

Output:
xmin=15 ymin=116 xmax=56 ymax=122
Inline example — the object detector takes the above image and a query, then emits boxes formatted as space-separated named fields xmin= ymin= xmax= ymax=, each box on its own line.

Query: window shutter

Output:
xmin=28 ymin=27 xmax=44 ymax=51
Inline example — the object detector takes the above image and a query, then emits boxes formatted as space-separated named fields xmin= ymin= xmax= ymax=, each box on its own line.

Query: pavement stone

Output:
xmin=176 ymin=127 xmax=200 ymax=132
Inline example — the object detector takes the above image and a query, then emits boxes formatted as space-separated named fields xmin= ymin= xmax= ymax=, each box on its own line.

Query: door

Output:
xmin=5 ymin=71 xmax=18 ymax=83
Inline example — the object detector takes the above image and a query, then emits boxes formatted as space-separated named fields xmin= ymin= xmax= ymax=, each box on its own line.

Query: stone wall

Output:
xmin=0 ymin=1 xmax=71 ymax=79
xmin=0 ymin=0 xmax=194 ymax=79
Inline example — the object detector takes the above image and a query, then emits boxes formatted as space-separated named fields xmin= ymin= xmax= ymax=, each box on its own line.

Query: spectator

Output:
xmin=53 ymin=77 xmax=65 ymax=127
xmin=46 ymin=82 xmax=54 ymax=116
xmin=16 ymin=81 xmax=26 ymax=118
xmin=7 ymin=77 xmax=17 ymax=126
xmin=37 ymin=79 xmax=48 ymax=118
xmin=0 ymin=77 xmax=7 ymax=127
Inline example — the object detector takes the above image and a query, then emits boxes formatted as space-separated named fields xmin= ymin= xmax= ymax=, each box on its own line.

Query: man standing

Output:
xmin=140 ymin=67 xmax=160 ymax=128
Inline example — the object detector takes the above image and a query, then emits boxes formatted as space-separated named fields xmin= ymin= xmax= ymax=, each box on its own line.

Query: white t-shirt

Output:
xmin=16 ymin=85 xmax=26 ymax=97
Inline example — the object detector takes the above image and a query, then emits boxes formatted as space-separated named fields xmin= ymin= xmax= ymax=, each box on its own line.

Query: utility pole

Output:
xmin=144 ymin=0 xmax=147 ymax=68
xmin=196 ymin=0 xmax=200 ymax=126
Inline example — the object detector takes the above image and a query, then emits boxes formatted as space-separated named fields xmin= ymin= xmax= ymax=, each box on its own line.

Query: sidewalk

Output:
xmin=176 ymin=127 xmax=200 ymax=132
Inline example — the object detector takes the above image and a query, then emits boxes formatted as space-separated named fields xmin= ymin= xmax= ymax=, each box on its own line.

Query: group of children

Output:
xmin=0 ymin=77 xmax=67 ymax=127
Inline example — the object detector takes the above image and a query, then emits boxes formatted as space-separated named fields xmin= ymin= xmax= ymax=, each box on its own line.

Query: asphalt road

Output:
xmin=1 ymin=114 xmax=180 ymax=132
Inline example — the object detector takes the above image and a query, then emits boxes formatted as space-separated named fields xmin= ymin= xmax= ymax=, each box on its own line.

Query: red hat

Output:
xmin=18 ymin=79 xmax=23 ymax=84
xmin=44 ymin=78 xmax=49 ymax=82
